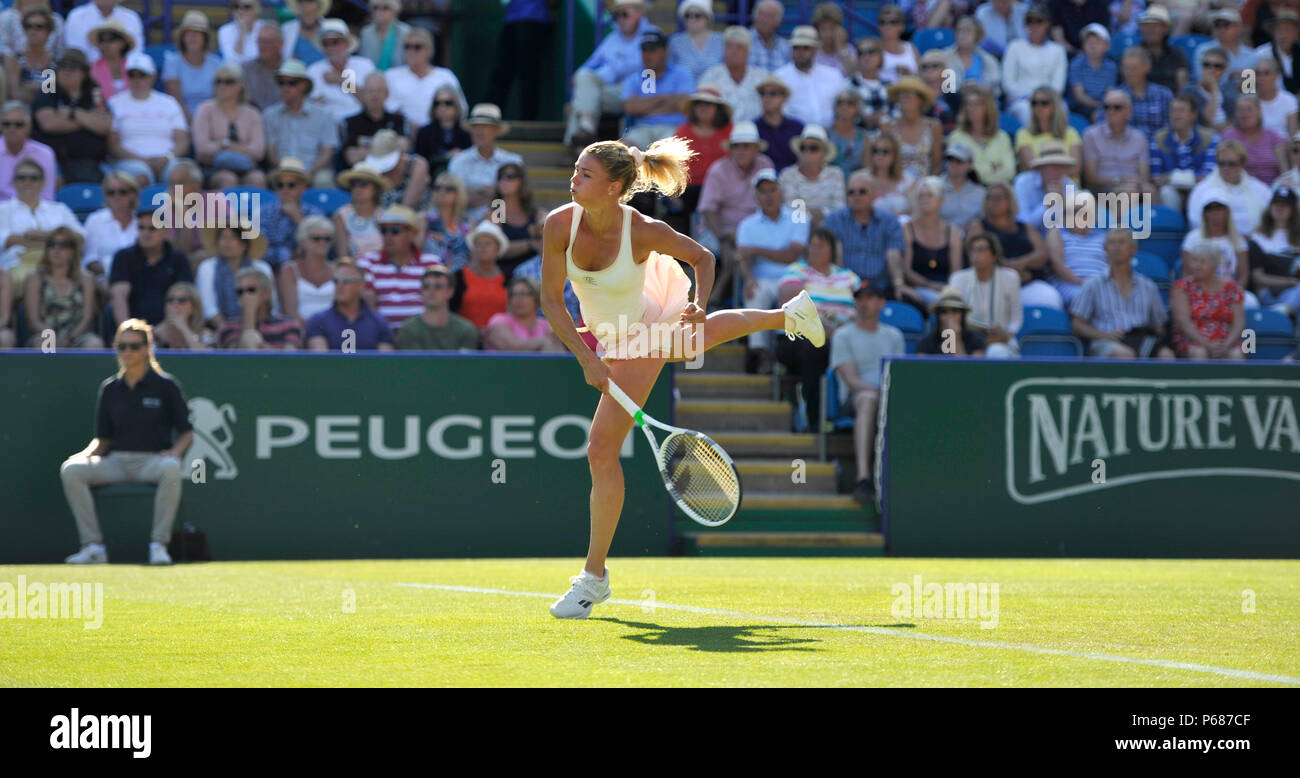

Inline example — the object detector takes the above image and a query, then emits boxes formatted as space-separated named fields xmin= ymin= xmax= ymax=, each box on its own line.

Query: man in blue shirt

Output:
xmin=621 ymin=28 xmax=695 ymax=150
xmin=736 ymin=168 xmax=807 ymax=370
xmin=306 ymin=261 xmax=395 ymax=351
xmin=565 ymin=0 xmax=651 ymax=149
xmin=825 ymin=170 xmax=910 ymax=301
xmin=1150 ymin=94 xmax=1218 ymax=212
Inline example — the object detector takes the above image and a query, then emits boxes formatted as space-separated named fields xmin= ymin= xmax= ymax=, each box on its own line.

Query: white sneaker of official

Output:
xmin=65 ymin=544 xmax=108 ymax=564
xmin=148 ymin=542 xmax=173 ymax=566
xmin=549 ymin=569 xmax=612 ymax=619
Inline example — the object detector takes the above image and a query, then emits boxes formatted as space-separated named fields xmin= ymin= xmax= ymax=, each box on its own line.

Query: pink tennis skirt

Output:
xmin=587 ymin=251 xmax=697 ymax=360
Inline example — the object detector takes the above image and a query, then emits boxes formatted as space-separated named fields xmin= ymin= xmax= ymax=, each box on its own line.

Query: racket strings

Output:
xmin=661 ymin=433 xmax=741 ymax=523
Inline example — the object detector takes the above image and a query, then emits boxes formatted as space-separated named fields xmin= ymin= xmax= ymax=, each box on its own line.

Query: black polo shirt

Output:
xmin=108 ymin=242 xmax=194 ymax=325
xmin=344 ymin=111 xmax=409 ymax=153
xmin=95 ymin=369 xmax=193 ymax=453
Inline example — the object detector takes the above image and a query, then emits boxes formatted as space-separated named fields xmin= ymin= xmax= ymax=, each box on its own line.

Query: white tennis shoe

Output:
xmin=783 ymin=289 xmax=826 ymax=347
xmin=65 ymin=544 xmax=108 ymax=564
xmin=149 ymin=542 xmax=173 ymax=566
xmin=549 ymin=568 xmax=611 ymax=619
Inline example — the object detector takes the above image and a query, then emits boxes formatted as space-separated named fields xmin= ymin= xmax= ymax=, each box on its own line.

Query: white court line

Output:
xmin=395 ymin=582 xmax=1300 ymax=686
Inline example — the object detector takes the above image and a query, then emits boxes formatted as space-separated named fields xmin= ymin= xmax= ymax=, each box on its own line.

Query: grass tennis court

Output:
xmin=2 ymin=558 xmax=1297 ymax=687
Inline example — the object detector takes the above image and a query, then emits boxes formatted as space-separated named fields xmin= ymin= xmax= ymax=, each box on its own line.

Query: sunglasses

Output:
xmin=847 ymin=188 xmax=871 ymax=195
xmin=614 ymin=10 xmax=635 ymax=19
xmin=23 ymin=23 xmax=47 ymax=31
xmin=433 ymin=184 xmax=458 ymax=193
xmin=307 ymin=235 xmax=332 ymax=242
xmin=921 ymin=62 xmax=944 ymax=69
xmin=434 ymin=99 xmax=456 ymax=107
xmin=800 ymin=144 xmax=824 ymax=152
xmin=13 ymin=173 xmax=41 ymax=182
xmin=1104 ymin=103 xmax=1126 ymax=111
xmin=1218 ymin=159 xmax=1243 ymax=167
xmin=98 ymin=33 xmax=123 ymax=43
xmin=872 ymin=147 xmax=892 ymax=154
xmin=236 ymin=286 xmax=260 ymax=296
xmin=1213 ymin=20 xmax=1233 ymax=28
xmin=165 ymin=296 xmax=192 ymax=304
xmin=322 ymin=37 xmax=347 ymax=47
xmin=758 ymin=90 xmax=784 ymax=97
xmin=47 ymin=240 xmax=76 ymax=250
xmin=500 ymin=171 xmax=521 ymax=180
xmin=1202 ymin=61 xmax=1226 ymax=70
xmin=116 ymin=341 xmax=146 ymax=352
xmin=1 ymin=121 xmax=28 ymax=129
xmin=684 ymin=12 xmax=707 ymax=20
xmin=1026 ymin=16 xmax=1048 ymax=24
xmin=1031 ymin=99 xmax=1052 ymax=107
xmin=422 ymin=281 xmax=449 ymax=290
xmin=879 ymin=18 xmax=903 ymax=26
xmin=859 ymin=47 xmax=880 ymax=55
xmin=273 ymin=180 xmax=302 ymax=189
xmin=404 ymin=43 xmax=427 ymax=50
xmin=215 ymin=78 xmax=238 ymax=86
xmin=232 ymin=3 xmax=256 ymax=10
xmin=277 ymin=78 xmax=305 ymax=87
xmin=105 ymin=188 xmax=133 ymax=196
xmin=127 ymin=71 xmax=151 ymax=79
xmin=379 ymin=226 xmax=409 ymax=235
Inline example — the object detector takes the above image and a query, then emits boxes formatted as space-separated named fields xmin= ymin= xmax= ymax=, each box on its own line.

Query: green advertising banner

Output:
xmin=0 ymin=353 xmax=674 ymax=563
xmin=881 ymin=358 xmax=1300 ymax=558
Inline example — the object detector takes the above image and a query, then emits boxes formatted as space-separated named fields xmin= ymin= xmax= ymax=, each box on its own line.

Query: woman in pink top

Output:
xmin=192 ymin=62 xmax=267 ymax=189
xmin=89 ymin=18 xmax=133 ymax=101
xmin=483 ymin=276 xmax=563 ymax=352
xmin=1222 ymin=96 xmax=1287 ymax=184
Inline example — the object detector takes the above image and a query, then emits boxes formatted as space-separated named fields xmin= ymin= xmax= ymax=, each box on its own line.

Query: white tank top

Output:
xmin=296 ymin=272 xmax=336 ymax=321
xmin=565 ymin=203 xmax=647 ymax=330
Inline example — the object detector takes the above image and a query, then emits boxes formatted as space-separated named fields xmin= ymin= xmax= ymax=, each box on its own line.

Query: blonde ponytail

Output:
xmin=585 ymin=136 xmax=697 ymax=202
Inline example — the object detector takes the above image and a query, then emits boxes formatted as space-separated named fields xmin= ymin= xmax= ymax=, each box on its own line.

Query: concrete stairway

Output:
xmin=672 ymin=343 xmax=882 ymax=556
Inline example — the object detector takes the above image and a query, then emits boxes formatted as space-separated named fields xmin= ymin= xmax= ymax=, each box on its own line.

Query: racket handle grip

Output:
xmin=605 ymin=381 xmax=642 ymax=419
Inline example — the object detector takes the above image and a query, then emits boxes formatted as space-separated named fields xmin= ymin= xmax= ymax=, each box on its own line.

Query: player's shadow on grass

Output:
xmin=593 ymin=617 xmax=823 ymax=653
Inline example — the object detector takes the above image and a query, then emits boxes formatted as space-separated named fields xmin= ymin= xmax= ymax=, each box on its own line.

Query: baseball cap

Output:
xmin=753 ymin=168 xmax=779 ymax=187
xmin=1081 ymin=23 xmax=1110 ymax=43
xmin=945 ymin=143 xmax=974 ymax=163
xmin=853 ymin=279 xmax=888 ymax=298
xmin=124 ymin=51 xmax=155 ymax=76
xmin=1273 ymin=186 xmax=1297 ymax=204
xmin=640 ymin=28 xmax=667 ymax=48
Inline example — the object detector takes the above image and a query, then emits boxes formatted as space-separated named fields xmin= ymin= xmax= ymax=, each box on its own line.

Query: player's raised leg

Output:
xmin=667 ymin=289 xmax=825 ymax=362
xmin=551 ymin=356 xmax=667 ymax=619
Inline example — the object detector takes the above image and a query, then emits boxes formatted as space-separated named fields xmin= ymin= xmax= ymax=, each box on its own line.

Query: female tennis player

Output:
xmin=541 ymin=136 xmax=824 ymax=619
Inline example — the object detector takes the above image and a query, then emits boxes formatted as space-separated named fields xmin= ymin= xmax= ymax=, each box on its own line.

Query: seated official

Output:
xmin=59 ymin=319 xmax=193 ymax=566
xmin=305 ymin=260 xmax=394 ymax=351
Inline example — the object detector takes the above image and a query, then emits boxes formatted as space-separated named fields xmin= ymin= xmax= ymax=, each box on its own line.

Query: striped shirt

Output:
xmin=1066 ymin=54 xmax=1118 ymax=117
xmin=748 ymin=29 xmax=791 ymax=71
xmin=778 ymin=260 xmax=861 ymax=328
xmin=357 ymin=248 xmax=445 ymax=327
xmin=218 ymin=315 xmax=304 ymax=350
xmin=1149 ymin=126 xmax=1219 ymax=178
xmin=1050 ymin=228 xmax=1109 ymax=305
xmin=1122 ymin=82 xmax=1174 ymax=143
xmin=1069 ymin=271 xmax=1167 ymax=333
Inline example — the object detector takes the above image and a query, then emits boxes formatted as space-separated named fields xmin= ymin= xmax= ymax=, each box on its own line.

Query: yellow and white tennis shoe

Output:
xmin=782 ymin=289 xmax=826 ymax=347
xmin=549 ymin=568 xmax=611 ymax=619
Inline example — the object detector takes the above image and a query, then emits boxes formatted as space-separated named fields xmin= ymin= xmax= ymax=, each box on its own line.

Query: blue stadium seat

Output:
xmin=1068 ymin=112 xmax=1092 ymax=135
xmin=1245 ymin=309 xmax=1298 ymax=359
xmin=1019 ymin=305 xmax=1084 ymax=357
xmin=57 ymin=184 xmax=103 ymax=220
xmin=999 ymin=112 xmax=1022 ymax=137
xmin=1169 ymin=34 xmax=1210 ymax=65
xmin=881 ymin=301 xmax=924 ymax=353
xmin=140 ymin=183 xmax=169 ymax=210
xmin=823 ymin=366 xmax=855 ymax=431
xmin=913 ymin=27 xmax=954 ymax=54
xmin=1149 ymin=204 xmax=1187 ymax=232
xmin=1109 ymin=32 xmax=1141 ymax=60
xmin=302 ymin=187 xmax=350 ymax=215
xmin=145 ymin=45 xmax=175 ymax=76
xmin=1133 ymin=252 xmax=1171 ymax=286
xmin=1137 ymin=237 xmax=1183 ymax=267
xmin=222 ymin=186 xmax=279 ymax=212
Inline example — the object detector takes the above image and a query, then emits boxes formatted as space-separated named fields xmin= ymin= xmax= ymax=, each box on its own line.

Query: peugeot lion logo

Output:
xmin=186 ymin=398 xmax=238 ymax=479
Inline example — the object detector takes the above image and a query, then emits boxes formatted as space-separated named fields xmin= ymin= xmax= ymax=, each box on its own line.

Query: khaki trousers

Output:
xmin=60 ymin=452 xmax=183 ymax=546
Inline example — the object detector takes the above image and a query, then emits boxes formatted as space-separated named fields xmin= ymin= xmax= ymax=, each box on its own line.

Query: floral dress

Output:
xmin=1171 ymin=277 xmax=1244 ymax=356
xmin=423 ymin=213 xmax=470 ymax=271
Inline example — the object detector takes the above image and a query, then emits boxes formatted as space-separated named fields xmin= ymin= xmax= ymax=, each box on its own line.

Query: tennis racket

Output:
xmin=606 ymin=380 xmax=742 ymax=527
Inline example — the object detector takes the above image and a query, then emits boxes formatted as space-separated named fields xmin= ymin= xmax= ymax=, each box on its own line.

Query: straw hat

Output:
xmin=1137 ymin=5 xmax=1171 ymax=27
xmin=362 ymin=129 xmax=405 ymax=173
xmin=276 ymin=59 xmax=314 ymax=94
xmin=287 ymin=0 xmax=333 ymax=15
xmin=268 ymin=157 xmax=310 ymax=187
xmin=886 ymin=76 xmax=935 ymax=108
xmin=789 ymin=25 xmax=819 ymax=48
xmin=754 ymin=73 xmax=790 ymax=97
xmin=931 ymin=286 xmax=972 ymax=314
xmin=173 ymin=10 xmax=214 ymax=51
xmin=1267 ymin=8 xmax=1300 ymax=31
xmin=790 ymin=124 xmax=838 ymax=162
xmin=681 ymin=84 xmax=732 ymax=124
xmin=1030 ymin=139 xmax=1077 ymax=168
xmin=336 ymin=162 xmax=393 ymax=192
xmin=89 ymin=18 xmax=136 ymax=52
xmin=467 ymin=220 xmax=509 ymax=256
xmin=461 ymin=103 xmax=510 ymax=135
xmin=377 ymin=205 xmax=420 ymax=231
xmin=318 ymin=18 xmax=358 ymax=55
xmin=721 ymin=120 xmax=768 ymax=151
